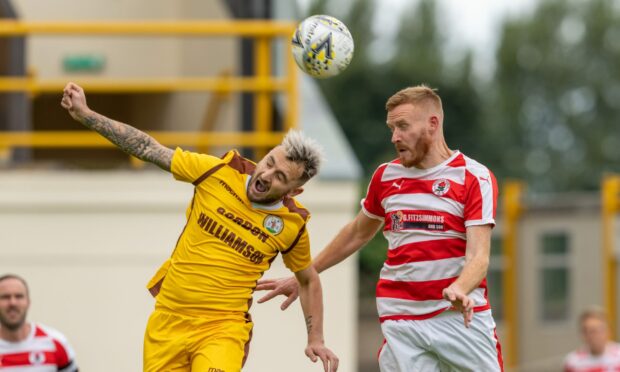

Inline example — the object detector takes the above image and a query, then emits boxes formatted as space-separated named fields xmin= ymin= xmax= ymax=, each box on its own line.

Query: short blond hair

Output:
xmin=385 ymin=84 xmax=443 ymax=113
xmin=580 ymin=306 xmax=608 ymax=325
xmin=281 ymin=130 xmax=324 ymax=182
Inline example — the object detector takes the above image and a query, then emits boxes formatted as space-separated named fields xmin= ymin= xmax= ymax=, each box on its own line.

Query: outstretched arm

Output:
xmin=442 ymin=224 xmax=493 ymax=328
xmin=60 ymin=82 xmax=173 ymax=171
xmin=295 ymin=266 xmax=339 ymax=372
xmin=256 ymin=211 xmax=383 ymax=309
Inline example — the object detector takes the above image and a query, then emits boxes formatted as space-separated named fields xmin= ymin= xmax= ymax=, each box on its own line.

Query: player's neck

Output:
xmin=0 ymin=322 xmax=31 ymax=343
xmin=416 ymin=142 xmax=453 ymax=169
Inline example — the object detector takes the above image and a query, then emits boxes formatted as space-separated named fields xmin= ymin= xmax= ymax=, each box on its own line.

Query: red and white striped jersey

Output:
xmin=564 ymin=342 xmax=620 ymax=372
xmin=0 ymin=323 xmax=78 ymax=371
xmin=361 ymin=151 xmax=498 ymax=322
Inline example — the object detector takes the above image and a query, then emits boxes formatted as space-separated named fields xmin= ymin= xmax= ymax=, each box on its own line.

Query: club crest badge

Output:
xmin=432 ymin=179 xmax=450 ymax=196
xmin=263 ymin=215 xmax=284 ymax=235
xmin=29 ymin=351 xmax=46 ymax=365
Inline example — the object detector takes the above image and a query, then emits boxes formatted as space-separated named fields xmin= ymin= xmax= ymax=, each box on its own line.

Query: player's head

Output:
xmin=579 ymin=306 xmax=610 ymax=355
xmin=248 ymin=130 xmax=323 ymax=204
xmin=0 ymin=274 xmax=30 ymax=331
xmin=385 ymin=85 xmax=445 ymax=168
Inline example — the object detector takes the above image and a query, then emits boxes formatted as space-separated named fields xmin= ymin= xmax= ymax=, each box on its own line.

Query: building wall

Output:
xmin=0 ymin=171 xmax=359 ymax=372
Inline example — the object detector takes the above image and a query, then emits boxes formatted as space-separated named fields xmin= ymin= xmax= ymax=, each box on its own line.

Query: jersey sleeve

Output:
xmin=361 ymin=166 xmax=386 ymax=220
xmin=463 ymin=168 xmax=498 ymax=227
xmin=281 ymin=226 xmax=312 ymax=273
xmin=171 ymin=147 xmax=227 ymax=184
xmin=38 ymin=325 xmax=78 ymax=372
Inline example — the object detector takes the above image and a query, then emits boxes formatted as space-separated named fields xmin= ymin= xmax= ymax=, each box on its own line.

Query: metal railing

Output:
xmin=0 ymin=20 xmax=298 ymax=154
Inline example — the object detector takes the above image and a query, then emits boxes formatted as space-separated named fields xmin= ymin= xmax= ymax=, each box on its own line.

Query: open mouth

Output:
xmin=254 ymin=178 xmax=268 ymax=193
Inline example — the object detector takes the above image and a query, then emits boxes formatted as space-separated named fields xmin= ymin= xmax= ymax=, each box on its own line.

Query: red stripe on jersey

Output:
xmin=447 ymin=154 xmax=466 ymax=168
xmin=380 ymin=178 xmax=465 ymax=205
xmin=53 ymin=338 xmax=70 ymax=367
xmin=385 ymin=238 xmax=466 ymax=266
xmin=384 ymin=210 xmax=467 ymax=233
xmin=464 ymin=170 xmax=483 ymax=221
xmin=494 ymin=328 xmax=505 ymax=372
xmin=362 ymin=165 xmax=388 ymax=218
xmin=376 ymin=277 xmax=456 ymax=301
xmin=34 ymin=326 xmax=46 ymax=337
xmin=0 ymin=351 xmax=56 ymax=366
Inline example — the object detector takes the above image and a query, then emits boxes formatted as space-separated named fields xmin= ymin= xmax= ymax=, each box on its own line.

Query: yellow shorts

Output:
xmin=143 ymin=308 xmax=253 ymax=372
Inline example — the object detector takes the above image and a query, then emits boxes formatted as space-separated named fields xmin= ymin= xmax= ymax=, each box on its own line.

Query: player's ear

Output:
xmin=288 ymin=187 xmax=304 ymax=197
xmin=429 ymin=115 xmax=440 ymax=132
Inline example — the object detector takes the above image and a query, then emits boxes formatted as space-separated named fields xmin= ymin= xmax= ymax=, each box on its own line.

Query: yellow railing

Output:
xmin=0 ymin=20 xmax=299 ymax=153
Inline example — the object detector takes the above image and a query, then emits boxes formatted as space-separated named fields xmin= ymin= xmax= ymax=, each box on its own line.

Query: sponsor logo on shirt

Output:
xmin=197 ymin=211 xmax=266 ymax=264
xmin=432 ymin=179 xmax=450 ymax=196
xmin=218 ymin=180 xmax=245 ymax=204
xmin=390 ymin=210 xmax=445 ymax=231
xmin=263 ymin=215 xmax=284 ymax=235
xmin=217 ymin=207 xmax=269 ymax=243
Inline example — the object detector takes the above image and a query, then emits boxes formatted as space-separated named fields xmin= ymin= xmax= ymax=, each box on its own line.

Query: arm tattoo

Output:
xmin=305 ymin=316 xmax=313 ymax=335
xmin=82 ymin=113 xmax=173 ymax=171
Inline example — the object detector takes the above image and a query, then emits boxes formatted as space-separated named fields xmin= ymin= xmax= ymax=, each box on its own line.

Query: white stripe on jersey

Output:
xmin=380 ymin=256 xmax=465 ymax=282
xmin=377 ymin=297 xmax=451 ymax=317
xmin=0 ymin=337 xmax=56 ymax=353
xmin=382 ymin=193 xmax=464 ymax=217
xmin=381 ymin=161 xmax=464 ymax=183
xmin=377 ymin=288 xmax=487 ymax=318
xmin=385 ymin=229 xmax=466 ymax=250
xmin=464 ymin=156 xmax=495 ymax=223
xmin=465 ymin=218 xmax=495 ymax=227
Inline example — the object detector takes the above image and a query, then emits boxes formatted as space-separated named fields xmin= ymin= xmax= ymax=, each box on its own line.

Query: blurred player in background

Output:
xmin=61 ymin=82 xmax=338 ymax=372
xmin=0 ymin=274 xmax=78 ymax=371
xmin=564 ymin=306 xmax=620 ymax=371
xmin=257 ymin=85 xmax=503 ymax=371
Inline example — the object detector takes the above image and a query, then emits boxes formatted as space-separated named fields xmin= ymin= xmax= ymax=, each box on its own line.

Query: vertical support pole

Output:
xmin=284 ymin=35 xmax=298 ymax=132
xmin=602 ymin=175 xmax=620 ymax=338
xmin=502 ymin=180 xmax=525 ymax=368
xmin=254 ymin=36 xmax=271 ymax=159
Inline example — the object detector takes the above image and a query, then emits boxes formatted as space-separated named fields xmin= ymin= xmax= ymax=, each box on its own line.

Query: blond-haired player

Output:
xmin=257 ymin=84 xmax=503 ymax=371
xmin=61 ymin=82 xmax=338 ymax=372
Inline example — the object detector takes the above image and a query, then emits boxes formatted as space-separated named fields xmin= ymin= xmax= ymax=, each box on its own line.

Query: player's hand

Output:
xmin=255 ymin=276 xmax=299 ymax=310
xmin=305 ymin=342 xmax=339 ymax=372
xmin=442 ymin=284 xmax=474 ymax=328
xmin=60 ymin=82 xmax=90 ymax=121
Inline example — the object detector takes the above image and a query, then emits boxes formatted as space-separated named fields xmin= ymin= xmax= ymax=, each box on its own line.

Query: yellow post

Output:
xmin=602 ymin=175 xmax=620 ymax=338
xmin=501 ymin=180 xmax=525 ymax=368
xmin=254 ymin=36 xmax=272 ymax=159
xmin=285 ymin=41 xmax=299 ymax=132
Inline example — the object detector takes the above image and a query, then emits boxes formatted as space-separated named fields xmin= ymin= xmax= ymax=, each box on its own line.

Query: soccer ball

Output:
xmin=291 ymin=15 xmax=354 ymax=79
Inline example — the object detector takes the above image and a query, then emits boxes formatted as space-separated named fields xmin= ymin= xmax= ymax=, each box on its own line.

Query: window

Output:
xmin=540 ymin=233 xmax=571 ymax=321
xmin=488 ymin=236 xmax=504 ymax=321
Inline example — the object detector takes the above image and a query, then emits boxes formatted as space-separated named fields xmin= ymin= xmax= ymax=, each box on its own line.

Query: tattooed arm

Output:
xmin=60 ymin=82 xmax=173 ymax=171
xmin=294 ymin=266 xmax=339 ymax=372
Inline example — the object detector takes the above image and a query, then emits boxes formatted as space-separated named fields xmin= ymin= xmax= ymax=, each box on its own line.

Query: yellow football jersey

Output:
xmin=147 ymin=148 xmax=312 ymax=316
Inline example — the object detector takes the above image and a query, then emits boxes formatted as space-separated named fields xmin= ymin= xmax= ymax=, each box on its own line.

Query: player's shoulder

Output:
xmin=369 ymin=160 xmax=396 ymax=182
xmin=32 ymin=323 xmax=69 ymax=347
xmin=222 ymin=150 xmax=256 ymax=175
xmin=282 ymin=196 xmax=310 ymax=222
xmin=563 ymin=348 xmax=585 ymax=367
xmin=459 ymin=152 xmax=494 ymax=179
xmin=34 ymin=323 xmax=70 ymax=343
